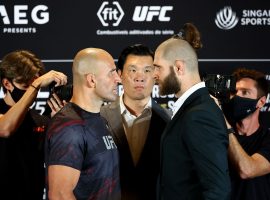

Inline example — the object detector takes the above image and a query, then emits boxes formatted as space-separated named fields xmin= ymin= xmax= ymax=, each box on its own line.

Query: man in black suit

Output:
xmin=101 ymin=44 xmax=171 ymax=200
xmin=153 ymin=23 xmax=231 ymax=199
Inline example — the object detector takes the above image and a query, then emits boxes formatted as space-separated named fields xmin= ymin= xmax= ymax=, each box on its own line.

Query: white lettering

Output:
xmin=151 ymin=85 xmax=175 ymax=98
xmin=103 ymin=136 xmax=117 ymax=150
xmin=0 ymin=5 xmax=10 ymax=24
xmin=168 ymin=100 xmax=175 ymax=111
xmin=0 ymin=5 xmax=49 ymax=25
xmin=133 ymin=6 xmax=173 ymax=22
xmin=31 ymin=5 xmax=49 ymax=24
xmin=266 ymin=93 xmax=270 ymax=104
xmin=242 ymin=9 xmax=270 ymax=17
xmin=146 ymin=6 xmax=160 ymax=21
xmin=14 ymin=5 xmax=28 ymax=24
xmin=159 ymin=6 xmax=173 ymax=21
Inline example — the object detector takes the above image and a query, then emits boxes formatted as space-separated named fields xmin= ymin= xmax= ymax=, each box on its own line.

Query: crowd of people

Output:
xmin=0 ymin=22 xmax=269 ymax=200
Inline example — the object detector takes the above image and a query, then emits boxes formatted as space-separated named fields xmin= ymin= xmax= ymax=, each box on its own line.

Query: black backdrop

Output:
xmin=0 ymin=0 xmax=269 ymax=127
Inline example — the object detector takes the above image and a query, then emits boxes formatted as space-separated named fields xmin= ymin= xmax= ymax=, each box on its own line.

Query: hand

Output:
xmin=47 ymin=93 xmax=67 ymax=117
xmin=210 ymin=95 xmax=222 ymax=109
xmin=32 ymin=70 xmax=67 ymax=88
xmin=210 ymin=95 xmax=232 ymax=129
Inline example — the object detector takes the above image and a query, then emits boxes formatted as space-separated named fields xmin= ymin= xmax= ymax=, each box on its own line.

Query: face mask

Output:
xmin=222 ymin=95 xmax=258 ymax=124
xmin=9 ymin=84 xmax=26 ymax=103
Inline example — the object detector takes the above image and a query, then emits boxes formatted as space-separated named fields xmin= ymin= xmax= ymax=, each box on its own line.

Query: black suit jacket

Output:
xmin=158 ymin=87 xmax=231 ymax=200
xmin=101 ymin=99 xmax=171 ymax=200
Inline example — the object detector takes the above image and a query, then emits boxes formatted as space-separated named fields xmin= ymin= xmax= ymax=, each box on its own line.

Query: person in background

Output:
xmin=153 ymin=23 xmax=231 ymax=200
xmin=45 ymin=48 xmax=121 ymax=200
xmin=221 ymin=68 xmax=270 ymax=200
xmin=0 ymin=50 xmax=67 ymax=199
xmin=101 ymin=44 xmax=171 ymax=200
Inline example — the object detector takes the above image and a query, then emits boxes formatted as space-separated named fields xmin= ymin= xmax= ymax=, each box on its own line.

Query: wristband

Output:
xmin=227 ymin=128 xmax=235 ymax=135
xmin=30 ymin=84 xmax=39 ymax=90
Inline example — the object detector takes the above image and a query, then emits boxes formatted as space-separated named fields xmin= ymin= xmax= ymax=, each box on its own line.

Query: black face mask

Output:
xmin=222 ymin=95 xmax=258 ymax=124
xmin=9 ymin=84 xmax=26 ymax=103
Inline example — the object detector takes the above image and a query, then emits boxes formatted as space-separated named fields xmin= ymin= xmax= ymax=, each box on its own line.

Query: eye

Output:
xmin=128 ymin=68 xmax=136 ymax=73
xmin=242 ymin=90 xmax=248 ymax=95
xmin=144 ymin=67 xmax=153 ymax=73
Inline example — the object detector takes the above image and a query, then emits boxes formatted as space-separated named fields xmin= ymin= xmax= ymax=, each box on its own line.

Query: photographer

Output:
xmin=0 ymin=50 xmax=67 ymax=199
xmin=221 ymin=68 xmax=270 ymax=200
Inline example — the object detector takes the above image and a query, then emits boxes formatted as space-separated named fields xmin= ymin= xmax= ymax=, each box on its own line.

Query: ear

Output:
xmin=85 ymin=73 xmax=96 ymax=88
xmin=2 ymin=78 xmax=13 ymax=91
xmin=174 ymin=60 xmax=185 ymax=76
xmin=257 ymin=95 xmax=266 ymax=109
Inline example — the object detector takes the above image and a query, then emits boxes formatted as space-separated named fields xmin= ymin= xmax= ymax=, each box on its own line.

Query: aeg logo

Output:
xmin=0 ymin=5 xmax=49 ymax=25
xmin=97 ymin=1 xmax=124 ymax=27
xmin=133 ymin=6 xmax=173 ymax=22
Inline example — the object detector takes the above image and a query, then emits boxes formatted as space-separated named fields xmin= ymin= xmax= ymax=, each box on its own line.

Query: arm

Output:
xmin=211 ymin=95 xmax=270 ymax=179
xmin=46 ymin=124 xmax=85 ymax=200
xmin=0 ymin=85 xmax=38 ymax=137
xmin=227 ymin=123 xmax=270 ymax=179
xmin=184 ymin=110 xmax=231 ymax=200
xmin=0 ymin=70 xmax=67 ymax=137
xmin=48 ymin=165 xmax=80 ymax=200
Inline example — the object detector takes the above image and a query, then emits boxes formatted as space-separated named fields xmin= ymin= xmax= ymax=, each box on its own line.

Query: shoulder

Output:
xmin=101 ymin=100 xmax=120 ymax=110
xmin=52 ymin=103 xmax=84 ymax=122
xmin=100 ymin=100 xmax=120 ymax=118
xmin=47 ymin=103 xmax=86 ymax=139
xmin=187 ymin=91 xmax=223 ymax=120
xmin=152 ymin=100 xmax=172 ymax=122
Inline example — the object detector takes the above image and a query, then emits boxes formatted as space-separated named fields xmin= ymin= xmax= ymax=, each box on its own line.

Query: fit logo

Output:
xmin=132 ymin=6 xmax=173 ymax=22
xmin=97 ymin=1 xmax=124 ymax=27
xmin=0 ymin=5 xmax=49 ymax=24
xmin=215 ymin=6 xmax=238 ymax=30
xmin=103 ymin=136 xmax=117 ymax=150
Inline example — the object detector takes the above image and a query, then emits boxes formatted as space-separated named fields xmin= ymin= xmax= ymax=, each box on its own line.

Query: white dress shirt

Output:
xmin=172 ymin=82 xmax=206 ymax=119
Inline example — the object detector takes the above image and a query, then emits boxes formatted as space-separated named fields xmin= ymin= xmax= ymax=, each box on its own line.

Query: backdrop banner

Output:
xmin=0 ymin=0 xmax=269 ymax=128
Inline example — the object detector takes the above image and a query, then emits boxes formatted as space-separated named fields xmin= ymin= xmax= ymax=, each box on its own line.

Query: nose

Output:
xmin=134 ymin=71 xmax=145 ymax=82
xmin=152 ymin=69 xmax=159 ymax=81
xmin=114 ymin=72 xmax=121 ymax=84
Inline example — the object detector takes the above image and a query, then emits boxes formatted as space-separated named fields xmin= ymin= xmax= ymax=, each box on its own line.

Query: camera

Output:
xmin=203 ymin=74 xmax=236 ymax=103
xmin=49 ymin=83 xmax=73 ymax=101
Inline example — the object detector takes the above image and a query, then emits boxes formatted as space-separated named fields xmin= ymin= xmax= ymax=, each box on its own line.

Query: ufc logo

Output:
xmin=103 ymin=135 xmax=117 ymax=150
xmin=0 ymin=5 xmax=49 ymax=24
xmin=132 ymin=6 xmax=173 ymax=22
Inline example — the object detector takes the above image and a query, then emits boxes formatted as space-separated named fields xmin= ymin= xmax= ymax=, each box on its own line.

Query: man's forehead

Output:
xmin=236 ymin=79 xmax=257 ymax=91
xmin=237 ymin=78 xmax=256 ymax=86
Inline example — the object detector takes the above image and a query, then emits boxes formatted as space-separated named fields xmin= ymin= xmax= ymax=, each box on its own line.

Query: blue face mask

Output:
xmin=222 ymin=95 xmax=258 ymax=124
xmin=9 ymin=84 xmax=26 ymax=103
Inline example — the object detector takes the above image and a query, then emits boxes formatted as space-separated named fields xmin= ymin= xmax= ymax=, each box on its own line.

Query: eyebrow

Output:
xmin=127 ymin=65 xmax=153 ymax=69
xmin=237 ymin=87 xmax=252 ymax=92
xmin=145 ymin=65 xmax=154 ymax=68
xmin=153 ymin=64 xmax=161 ymax=67
xmin=110 ymin=68 xmax=117 ymax=73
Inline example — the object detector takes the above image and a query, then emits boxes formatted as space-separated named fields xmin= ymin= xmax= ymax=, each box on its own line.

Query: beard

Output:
xmin=159 ymin=66 xmax=181 ymax=96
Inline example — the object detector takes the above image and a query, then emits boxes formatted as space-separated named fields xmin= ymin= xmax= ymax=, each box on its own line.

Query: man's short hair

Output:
xmin=0 ymin=50 xmax=45 ymax=93
xmin=233 ymin=68 xmax=269 ymax=98
xmin=117 ymin=44 xmax=154 ymax=71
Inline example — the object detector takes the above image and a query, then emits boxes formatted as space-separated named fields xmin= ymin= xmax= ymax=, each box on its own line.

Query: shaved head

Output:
xmin=156 ymin=38 xmax=198 ymax=73
xmin=72 ymin=48 xmax=115 ymax=84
